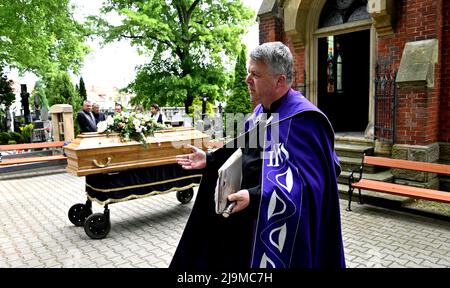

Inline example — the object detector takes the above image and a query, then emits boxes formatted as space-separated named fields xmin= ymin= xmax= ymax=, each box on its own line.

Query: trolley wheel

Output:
xmin=176 ymin=188 xmax=194 ymax=204
xmin=84 ymin=213 xmax=111 ymax=239
xmin=68 ymin=203 xmax=93 ymax=227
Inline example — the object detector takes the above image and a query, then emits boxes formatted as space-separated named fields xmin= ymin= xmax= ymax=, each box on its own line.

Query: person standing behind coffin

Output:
xmin=114 ymin=103 xmax=122 ymax=114
xmin=77 ymin=100 xmax=97 ymax=133
xmin=92 ymin=102 xmax=106 ymax=124
xmin=150 ymin=103 xmax=167 ymax=124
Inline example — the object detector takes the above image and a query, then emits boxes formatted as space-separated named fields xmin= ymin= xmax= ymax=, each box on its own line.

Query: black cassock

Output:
xmin=170 ymin=122 xmax=263 ymax=269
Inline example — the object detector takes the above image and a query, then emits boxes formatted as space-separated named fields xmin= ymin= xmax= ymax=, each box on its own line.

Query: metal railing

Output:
xmin=374 ymin=63 xmax=397 ymax=144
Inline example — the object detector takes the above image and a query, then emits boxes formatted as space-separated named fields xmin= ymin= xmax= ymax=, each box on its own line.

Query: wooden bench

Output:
xmin=0 ymin=141 xmax=67 ymax=166
xmin=347 ymin=154 xmax=450 ymax=211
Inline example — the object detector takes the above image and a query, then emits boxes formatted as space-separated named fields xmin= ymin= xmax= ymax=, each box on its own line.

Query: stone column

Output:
xmin=49 ymin=104 xmax=74 ymax=141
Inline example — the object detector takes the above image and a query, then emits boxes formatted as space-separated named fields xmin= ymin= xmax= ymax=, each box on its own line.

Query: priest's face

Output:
xmin=246 ymin=59 xmax=279 ymax=106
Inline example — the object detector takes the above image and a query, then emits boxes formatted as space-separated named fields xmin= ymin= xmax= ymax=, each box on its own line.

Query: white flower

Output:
xmin=97 ymin=121 xmax=108 ymax=133
xmin=106 ymin=116 xmax=114 ymax=126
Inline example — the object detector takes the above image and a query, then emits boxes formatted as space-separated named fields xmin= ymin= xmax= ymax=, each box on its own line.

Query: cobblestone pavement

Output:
xmin=0 ymin=172 xmax=449 ymax=268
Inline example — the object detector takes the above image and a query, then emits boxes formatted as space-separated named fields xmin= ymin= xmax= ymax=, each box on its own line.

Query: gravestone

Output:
xmin=20 ymin=84 xmax=31 ymax=124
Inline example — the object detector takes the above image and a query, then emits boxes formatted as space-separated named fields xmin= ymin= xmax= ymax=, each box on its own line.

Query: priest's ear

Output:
xmin=276 ymin=74 xmax=287 ymax=87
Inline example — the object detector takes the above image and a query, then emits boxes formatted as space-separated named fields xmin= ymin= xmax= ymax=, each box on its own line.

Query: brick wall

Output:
xmin=378 ymin=0 xmax=440 ymax=65
xmin=259 ymin=15 xmax=284 ymax=43
xmin=396 ymin=88 xmax=439 ymax=144
xmin=439 ymin=0 xmax=450 ymax=141
xmin=259 ymin=15 xmax=306 ymax=94
xmin=377 ymin=0 xmax=442 ymax=145
xmin=258 ymin=1 xmax=448 ymax=144
xmin=284 ymin=38 xmax=305 ymax=93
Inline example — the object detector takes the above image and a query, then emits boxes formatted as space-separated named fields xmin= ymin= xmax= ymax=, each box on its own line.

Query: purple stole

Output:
xmin=247 ymin=89 xmax=342 ymax=268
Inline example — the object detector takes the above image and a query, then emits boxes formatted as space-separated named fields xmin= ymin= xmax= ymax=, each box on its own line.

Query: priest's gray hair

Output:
xmin=249 ymin=41 xmax=294 ymax=86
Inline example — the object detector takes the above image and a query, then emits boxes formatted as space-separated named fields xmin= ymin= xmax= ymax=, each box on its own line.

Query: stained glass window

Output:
xmin=325 ymin=36 xmax=344 ymax=94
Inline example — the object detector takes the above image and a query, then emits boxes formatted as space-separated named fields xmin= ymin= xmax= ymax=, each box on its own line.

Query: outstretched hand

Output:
xmin=176 ymin=144 xmax=207 ymax=170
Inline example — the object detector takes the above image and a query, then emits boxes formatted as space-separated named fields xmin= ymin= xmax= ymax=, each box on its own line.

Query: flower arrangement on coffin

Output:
xmin=97 ymin=112 xmax=166 ymax=147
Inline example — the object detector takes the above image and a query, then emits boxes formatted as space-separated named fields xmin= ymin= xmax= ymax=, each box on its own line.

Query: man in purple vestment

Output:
xmin=171 ymin=42 xmax=345 ymax=268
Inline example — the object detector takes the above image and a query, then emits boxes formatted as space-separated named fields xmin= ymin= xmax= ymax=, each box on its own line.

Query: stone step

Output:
xmin=335 ymin=143 xmax=374 ymax=158
xmin=338 ymin=169 xmax=394 ymax=185
xmin=335 ymin=134 xmax=374 ymax=146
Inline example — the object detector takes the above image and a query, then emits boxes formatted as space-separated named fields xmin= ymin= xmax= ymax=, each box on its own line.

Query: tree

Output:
xmin=0 ymin=0 xmax=90 ymax=77
xmin=92 ymin=0 xmax=255 ymax=113
xmin=44 ymin=72 xmax=81 ymax=110
xmin=224 ymin=46 xmax=252 ymax=137
xmin=0 ymin=70 xmax=15 ymax=131
xmin=225 ymin=46 xmax=251 ymax=114
xmin=78 ymin=76 xmax=87 ymax=102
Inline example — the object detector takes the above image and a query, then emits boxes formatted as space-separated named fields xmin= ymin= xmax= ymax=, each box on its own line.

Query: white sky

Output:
xmin=8 ymin=0 xmax=262 ymax=91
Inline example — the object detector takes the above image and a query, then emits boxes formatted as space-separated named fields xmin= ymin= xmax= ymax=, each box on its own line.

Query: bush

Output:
xmin=0 ymin=132 xmax=10 ymax=144
xmin=19 ymin=123 xmax=34 ymax=143
xmin=8 ymin=132 xmax=21 ymax=143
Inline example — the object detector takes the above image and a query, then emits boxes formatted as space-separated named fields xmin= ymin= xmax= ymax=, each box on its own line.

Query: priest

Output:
xmin=170 ymin=42 xmax=345 ymax=268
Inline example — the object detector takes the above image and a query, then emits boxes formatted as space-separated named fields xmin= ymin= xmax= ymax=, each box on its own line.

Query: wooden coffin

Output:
xmin=64 ymin=127 xmax=209 ymax=176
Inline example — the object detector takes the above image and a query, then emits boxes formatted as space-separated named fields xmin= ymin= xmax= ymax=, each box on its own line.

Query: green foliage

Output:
xmin=19 ymin=123 xmax=34 ymax=143
xmin=31 ymin=80 xmax=49 ymax=110
xmin=44 ymin=72 xmax=81 ymax=109
xmin=225 ymin=47 xmax=252 ymax=137
xmin=0 ymin=132 xmax=10 ymax=144
xmin=225 ymin=47 xmax=252 ymax=115
xmin=0 ymin=70 xmax=15 ymax=131
xmin=91 ymin=0 xmax=255 ymax=112
xmin=78 ymin=76 xmax=87 ymax=101
xmin=0 ymin=71 xmax=15 ymax=108
xmin=8 ymin=132 xmax=21 ymax=144
xmin=0 ymin=0 xmax=90 ymax=77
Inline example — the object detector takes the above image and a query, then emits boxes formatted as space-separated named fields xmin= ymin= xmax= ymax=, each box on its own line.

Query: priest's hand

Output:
xmin=227 ymin=189 xmax=250 ymax=214
xmin=176 ymin=144 xmax=206 ymax=170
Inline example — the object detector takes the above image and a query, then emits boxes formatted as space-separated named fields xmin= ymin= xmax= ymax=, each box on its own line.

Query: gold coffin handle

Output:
xmin=93 ymin=157 xmax=112 ymax=168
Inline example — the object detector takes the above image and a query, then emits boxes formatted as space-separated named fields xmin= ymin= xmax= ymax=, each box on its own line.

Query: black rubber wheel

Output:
xmin=68 ymin=203 xmax=93 ymax=227
xmin=176 ymin=188 xmax=194 ymax=204
xmin=84 ymin=213 xmax=111 ymax=239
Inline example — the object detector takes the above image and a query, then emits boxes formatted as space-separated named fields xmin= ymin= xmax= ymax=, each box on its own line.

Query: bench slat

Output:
xmin=352 ymin=179 xmax=450 ymax=204
xmin=0 ymin=155 xmax=67 ymax=166
xmin=364 ymin=156 xmax=450 ymax=176
xmin=0 ymin=141 xmax=65 ymax=151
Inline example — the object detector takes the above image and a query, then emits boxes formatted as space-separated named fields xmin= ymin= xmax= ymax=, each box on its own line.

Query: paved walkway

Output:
xmin=0 ymin=172 xmax=449 ymax=268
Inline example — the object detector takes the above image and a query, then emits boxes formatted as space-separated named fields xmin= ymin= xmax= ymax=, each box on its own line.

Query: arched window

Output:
xmin=319 ymin=0 xmax=369 ymax=28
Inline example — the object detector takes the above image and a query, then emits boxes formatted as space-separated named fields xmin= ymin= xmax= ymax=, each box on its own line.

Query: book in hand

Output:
xmin=215 ymin=148 xmax=242 ymax=216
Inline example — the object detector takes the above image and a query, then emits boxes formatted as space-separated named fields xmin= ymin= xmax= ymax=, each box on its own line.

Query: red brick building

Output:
xmin=257 ymin=0 xmax=450 ymax=189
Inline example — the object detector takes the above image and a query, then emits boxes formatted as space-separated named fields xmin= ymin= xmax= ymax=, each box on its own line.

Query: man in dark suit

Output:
xmin=92 ymin=102 xmax=106 ymax=124
xmin=77 ymin=100 xmax=97 ymax=133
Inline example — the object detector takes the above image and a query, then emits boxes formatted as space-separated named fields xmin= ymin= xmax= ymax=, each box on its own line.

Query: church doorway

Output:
xmin=317 ymin=29 xmax=370 ymax=132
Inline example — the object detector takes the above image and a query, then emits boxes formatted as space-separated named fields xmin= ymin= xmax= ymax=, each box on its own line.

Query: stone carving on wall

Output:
xmin=367 ymin=0 xmax=395 ymax=36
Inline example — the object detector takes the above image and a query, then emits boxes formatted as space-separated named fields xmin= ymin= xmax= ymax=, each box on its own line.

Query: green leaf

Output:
xmin=92 ymin=0 xmax=255 ymax=112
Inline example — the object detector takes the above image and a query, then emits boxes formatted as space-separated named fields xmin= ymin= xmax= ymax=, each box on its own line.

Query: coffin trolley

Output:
xmin=64 ymin=127 xmax=209 ymax=239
